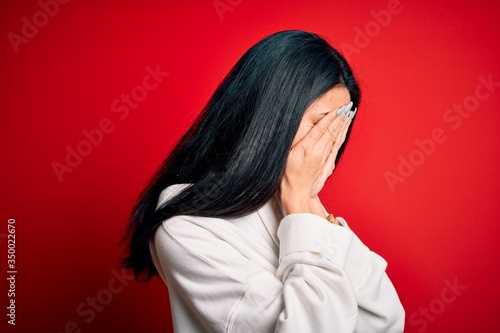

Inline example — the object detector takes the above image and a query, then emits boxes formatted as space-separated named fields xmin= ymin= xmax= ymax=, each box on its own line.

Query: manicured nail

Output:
xmin=344 ymin=101 xmax=353 ymax=114
xmin=345 ymin=107 xmax=358 ymax=121
xmin=344 ymin=111 xmax=351 ymax=121
xmin=335 ymin=106 xmax=346 ymax=116
xmin=347 ymin=107 xmax=357 ymax=121
xmin=343 ymin=110 xmax=352 ymax=121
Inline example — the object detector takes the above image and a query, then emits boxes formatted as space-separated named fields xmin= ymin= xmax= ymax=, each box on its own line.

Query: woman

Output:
xmin=121 ymin=30 xmax=405 ymax=332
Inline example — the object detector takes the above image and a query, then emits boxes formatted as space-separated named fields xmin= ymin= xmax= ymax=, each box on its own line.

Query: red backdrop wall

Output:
xmin=1 ymin=0 xmax=499 ymax=332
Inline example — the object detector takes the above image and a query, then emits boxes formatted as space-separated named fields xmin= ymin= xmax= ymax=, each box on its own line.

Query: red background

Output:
xmin=1 ymin=0 xmax=499 ymax=332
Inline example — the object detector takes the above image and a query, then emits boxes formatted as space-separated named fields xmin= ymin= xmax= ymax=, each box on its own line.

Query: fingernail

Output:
xmin=345 ymin=111 xmax=352 ymax=121
xmin=345 ymin=107 xmax=358 ymax=121
xmin=344 ymin=101 xmax=353 ymax=114
xmin=349 ymin=108 xmax=358 ymax=120
xmin=335 ymin=106 xmax=345 ymax=116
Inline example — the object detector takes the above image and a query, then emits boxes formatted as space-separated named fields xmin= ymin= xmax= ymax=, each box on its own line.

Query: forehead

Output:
xmin=313 ymin=86 xmax=350 ymax=108
xmin=306 ymin=86 xmax=351 ymax=115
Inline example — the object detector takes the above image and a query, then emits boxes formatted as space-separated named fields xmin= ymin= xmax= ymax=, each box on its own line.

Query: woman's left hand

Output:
xmin=280 ymin=103 xmax=356 ymax=216
xmin=311 ymin=107 xmax=356 ymax=197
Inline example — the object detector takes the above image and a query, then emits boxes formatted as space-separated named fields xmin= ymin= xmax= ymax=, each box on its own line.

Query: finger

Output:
xmin=316 ymin=118 xmax=345 ymax=162
xmin=322 ymin=107 xmax=357 ymax=178
xmin=305 ymin=103 xmax=349 ymax=143
xmin=317 ymin=102 xmax=353 ymax=149
xmin=344 ymin=106 xmax=357 ymax=123
xmin=335 ymin=103 xmax=349 ymax=116
xmin=314 ymin=106 xmax=352 ymax=165
xmin=320 ymin=133 xmax=336 ymax=163
xmin=341 ymin=101 xmax=354 ymax=121
xmin=323 ymin=143 xmax=337 ymax=177
xmin=329 ymin=103 xmax=352 ymax=138
xmin=338 ymin=107 xmax=357 ymax=146
xmin=321 ymin=128 xmax=344 ymax=180
xmin=331 ymin=126 xmax=345 ymax=158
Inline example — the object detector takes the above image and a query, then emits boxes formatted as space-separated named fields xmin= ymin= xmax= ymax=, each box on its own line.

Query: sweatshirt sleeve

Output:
xmin=152 ymin=213 xmax=404 ymax=333
xmin=329 ymin=217 xmax=405 ymax=332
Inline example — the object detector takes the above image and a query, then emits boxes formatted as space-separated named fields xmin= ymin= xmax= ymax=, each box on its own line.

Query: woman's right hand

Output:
xmin=280 ymin=102 xmax=356 ymax=217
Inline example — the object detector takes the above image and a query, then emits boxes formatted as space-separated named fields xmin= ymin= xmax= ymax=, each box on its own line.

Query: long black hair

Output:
xmin=120 ymin=30 xmax=361 ymax=282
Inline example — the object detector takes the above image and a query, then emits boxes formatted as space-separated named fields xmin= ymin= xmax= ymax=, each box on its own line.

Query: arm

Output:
xmin=153 ymin=213 xmax=358 ymax=332
xmin=152 ymin=212 xmax=404 ymax=332
xmin=152 ymin=102 xmax=404 ymax=331
xmin=275 ymin=213 xmax=359 ymax=332
xmin=278 ymin=101 xmax=404 ymax=331
xmin=338 ymin=217 xmax=405 ymax=332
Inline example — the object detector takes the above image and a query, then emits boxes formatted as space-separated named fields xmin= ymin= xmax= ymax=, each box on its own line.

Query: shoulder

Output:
xmin=156 ymin=183 xmax=191 ymax=210
xmin=152 ymin=183 xmax=247 ymax=261
xmin=154 ymin=183 xmax=233 ymax=243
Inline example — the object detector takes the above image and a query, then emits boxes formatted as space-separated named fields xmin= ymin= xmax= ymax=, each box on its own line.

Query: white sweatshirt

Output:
xmin=150 ymin=184 xmax=405 ymax=332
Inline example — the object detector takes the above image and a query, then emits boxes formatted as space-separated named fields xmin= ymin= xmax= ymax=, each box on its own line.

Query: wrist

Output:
xmin=281 ymin=196 xmax=326 ymax=219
